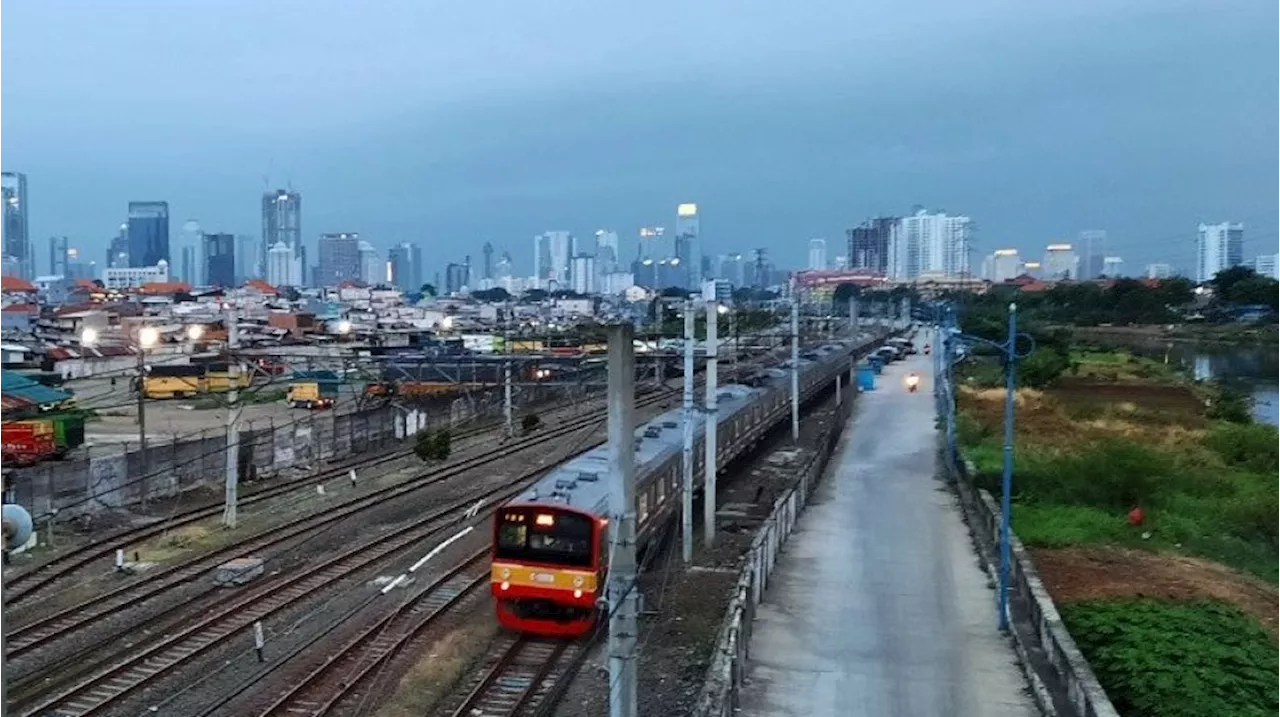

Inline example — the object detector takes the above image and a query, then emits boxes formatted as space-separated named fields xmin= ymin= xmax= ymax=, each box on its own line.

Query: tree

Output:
xmin=472 ymin=287 xmax=511 ymax=303
xmin=419 ymin=283 xmax=437 ymax=297
xmin=283 ymin=286 xmax=302 ymax=302
xmin=660 ymin=286 xmax=689 ymax=298
xmin=832 ymin=282 xmax=861 ymax=306
xmin=523 ymin=289 xmax=549 ymax=302
xmin=521 ymin=413 xmax=541 ymax=434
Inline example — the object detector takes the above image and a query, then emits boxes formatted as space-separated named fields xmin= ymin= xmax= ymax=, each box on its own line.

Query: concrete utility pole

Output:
xmin=136 ymin=340 xmax=149 ymax=507
xmin=503 ymin=361 xmax=514 ymax=438
xmin=790 ymin=297 xmax=800 ymax=442
xmin=850 ymin=297 xmax=859 ymax=336
xmin=605 ymin=323 xmax=638 ymax=717
xmin=681 ymin=300 xmax=695 ymax=564
xmin=702 ymin=302 xmax=719 ymax=548
xmin=222 ymin=307 xmax=242 ymax=529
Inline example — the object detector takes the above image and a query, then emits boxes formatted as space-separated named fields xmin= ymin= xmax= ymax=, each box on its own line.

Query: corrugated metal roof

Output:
xmin=0 ymin=370 xmax=75 ymax=405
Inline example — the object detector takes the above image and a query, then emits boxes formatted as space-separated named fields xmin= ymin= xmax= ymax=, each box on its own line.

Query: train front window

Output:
xmin=495 ymin=510 xmax=594 ymax=567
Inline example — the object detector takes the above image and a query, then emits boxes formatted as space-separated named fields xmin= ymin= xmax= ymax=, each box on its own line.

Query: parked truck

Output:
xmin=288 ymin=370 xmax=340 ymax=409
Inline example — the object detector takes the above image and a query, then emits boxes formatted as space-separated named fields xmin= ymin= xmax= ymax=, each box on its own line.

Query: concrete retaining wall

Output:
xmin=950 ymin=457 xmax=1120 ymax=717
xmin=693 ymin=396 xmax=853 ymax=717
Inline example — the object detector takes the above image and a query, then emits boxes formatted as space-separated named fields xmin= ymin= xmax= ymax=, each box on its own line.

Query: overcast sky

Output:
xmin=3 ymin=0 xmax=1277 ymax=276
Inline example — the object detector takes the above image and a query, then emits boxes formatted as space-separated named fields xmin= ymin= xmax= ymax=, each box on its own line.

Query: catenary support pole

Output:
xmin=790 ymin=296 xmax=800 ymax=442
xmin=136 ymin=344 xmax=149 ymax=508
xmin=606 ymin=323 xmax=638 ymax=717
xmin=999 ymin=302 xmax=1017 ymax=632
xmin=702 ymin=302 xmax=719 ymax=548
xmin=503 ymin=361 xmax=513 ymax=438
xmin=222 ymin=307 xmax=241 ymax=529
xmin=681 ymin=300 xmax=695 ymax=564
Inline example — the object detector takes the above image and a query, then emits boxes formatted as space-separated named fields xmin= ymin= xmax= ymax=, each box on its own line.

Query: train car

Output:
xmin=288 ymin=370 xmax=340 ymax=409
xmin=1 ymin=422 xmax=58 ymax=466
xmin=203 ymin=362 xmax=251 ymax=393
xmin=142 ymin=365 xmax=206 ymax=399
xmin=491 ymin=336 xmax=885 ymax=637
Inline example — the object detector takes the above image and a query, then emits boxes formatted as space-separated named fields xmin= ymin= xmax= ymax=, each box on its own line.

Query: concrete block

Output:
xmin=214 ymin=556 xmax=265 ymax=586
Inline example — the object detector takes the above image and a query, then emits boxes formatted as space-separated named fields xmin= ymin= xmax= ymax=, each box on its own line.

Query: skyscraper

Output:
xmin=675 ymin=203 xmax=700 ymax=288
xmin=981 ymin=249 xmax=1022 ymax=283
xmin=1196 ymin=222 xmax=1244 ymax=283
xmin=1078 ymin=230 xmax=1107 ymax=279
xmin=2 ymin=172 xmax=32 ymax=279
xmin=107 ymin=223 xmax=129 ymax=268
xmin=127 ymin=201 xmax=170 ymax=267
xmin=262 ymin=189 xmax=301 ymax=280
xmin=595 ymin=230 xmax=619 ymax=270
xmin=534 ymin=231 xmax=574 ymax=284
xmin=358 ymin=241 xmax=380 ymax=285
xmin=846 ymin=217 xmax=897 ymax=276
xmin=180 ymin=220 xmax=202 ymax=283
xmin=267 ymin=242 xmax=301 ymax=287
xmin=496 ymin=251 xmax=513 ymax=279
xmin=48 ymin=236 xmax=69 ymax=276
xmin=203 ymin=233 xmax=236 ymax=286
xmin=317 ymin=232 xmax=361 ymax=285
xmin=886 ymin=210 xmax=972 ymax=280
xmin=1042 ymin=244 xmax=1080 ymax=280
xmin=807 ymin=238 xmax=828 ymax=271
xmin=445 ymin=262 xmax=470 ymax=294
xmin=388 ymin=242 xmax=423 ymax=291
xmin=236 ymin=235 xmax=257 ymax=281
xmin=481 ymin=242 xmax=495 ymax=280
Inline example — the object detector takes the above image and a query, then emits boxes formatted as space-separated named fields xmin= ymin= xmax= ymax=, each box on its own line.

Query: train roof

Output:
xmin=506 ymin=339 xmax=859 ymax=517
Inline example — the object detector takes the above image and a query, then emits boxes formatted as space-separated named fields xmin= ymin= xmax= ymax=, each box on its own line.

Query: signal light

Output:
xmin=535 ymin=514 xmax=555 ymax=526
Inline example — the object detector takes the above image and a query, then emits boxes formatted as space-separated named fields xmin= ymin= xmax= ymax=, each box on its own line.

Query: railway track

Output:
xmin=10 ymin=423 xmax=601 ymax=717
xmin=443 ymin=635 xmax=586 ymax=717
xmin=245 ymin=551 xmax=491 ymax=717
xmin=0 ymin=386 xmax=618 ymax=604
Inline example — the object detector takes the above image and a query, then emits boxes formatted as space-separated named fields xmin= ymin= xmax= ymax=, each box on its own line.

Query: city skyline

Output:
xmin=2 ymin=1 xmax=1275 ymax=278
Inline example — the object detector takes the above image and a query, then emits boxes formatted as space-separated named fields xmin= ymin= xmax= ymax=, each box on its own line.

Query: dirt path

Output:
xmin=1033 ymin=546 xmax=1279 ymax=636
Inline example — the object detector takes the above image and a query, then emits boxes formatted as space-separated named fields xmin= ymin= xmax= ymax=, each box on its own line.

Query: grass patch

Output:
xmin=374 ymin=622 xmax=499 ymax=717
xmin=1062 ymin=598 xmax=1278 ymax=717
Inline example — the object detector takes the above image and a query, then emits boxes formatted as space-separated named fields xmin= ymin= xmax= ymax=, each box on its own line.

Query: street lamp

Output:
xmin=943 ymin=302 xmax=1034 ymax=633
xmin=336 ymin=319 xmax=353 ymax=335
xmin=80 ymin=327 xmax=99 ymax=347
xmin=187 ymin=324 xmax=205 ymax=342
xmin=136 ymin=325 xmax=160 ymax=507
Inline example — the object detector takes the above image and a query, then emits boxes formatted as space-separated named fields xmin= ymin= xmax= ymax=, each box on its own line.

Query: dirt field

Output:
xmin=1033 ymin=546 xmax=1279 ymax=637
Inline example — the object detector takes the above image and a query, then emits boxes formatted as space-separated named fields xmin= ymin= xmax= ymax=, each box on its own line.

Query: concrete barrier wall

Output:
xmin=693 ymin=396 xmax=853 ymax=717
xmin=950 ymin=457 xmax=1120 ymax=717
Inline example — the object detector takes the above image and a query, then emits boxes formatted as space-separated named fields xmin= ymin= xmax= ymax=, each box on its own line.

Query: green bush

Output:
xmin=1017 ymin=347 xmax=1071 ymax=388
xmin=1062 ymin=599 xmax=1278 ymax=717
xmin=1205 ymin=422 xmax=1279 ymax=474
xmin=521 ymin=413 xmax=541 ymax=434
xmin=1206 ymin=386 xmax=1252 ymax=424
xmin=413 ymin=428 xmax=452 ymax=462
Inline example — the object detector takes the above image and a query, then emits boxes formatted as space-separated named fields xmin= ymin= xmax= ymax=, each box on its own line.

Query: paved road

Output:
xmin=738 ymin=346 xmax=1036 ymax=717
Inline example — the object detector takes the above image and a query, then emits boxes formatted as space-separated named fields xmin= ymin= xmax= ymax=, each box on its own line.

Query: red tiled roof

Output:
xmin=1 ymin=393 xmax=35 ymax=410
xmin=46 ymin=347 xmax=77 ymax=360
xmin=244 ymin=278 xmax=279 ymax=295
xmin=138 ymin=281 xmax=193 ymax=295
xmin=338 ymin=280 xmax=368 ymax=289
xmin=0 ymin=275 xmax=37 ymax=293
xmin=1 ymin=303 xmax=36 ymax=313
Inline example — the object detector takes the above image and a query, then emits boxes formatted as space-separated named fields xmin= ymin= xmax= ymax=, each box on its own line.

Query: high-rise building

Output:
xmin=533 ymin=231 xmax=574 ymax=284
xmin=496 ymin=251 xmax=513 ymax=279
xmin=262 ymin=189 xmax=301 ymax=280
xmin=674 ymin=203 xmax=700 ymax=288
xmin=981 ymin=249 xmax=1022 ymax=283
xmin=807 ymin=238 xmax=828 ymax=271
xmin=847 ymin=217 xmax=897 ymax=276
xmin=1078 ymin=230 xmax=1107 ymax=279
xmin=64 ymin=248 xmax=95 ymax=281
xmin=1144 ymin=263 xmax=1174 ymax=280
xmin=179 ymin=220 xmax=202 ymax=283
xmin=571 ymin=255 xmax=597 ymax=294
xmin=358 ymin=241 xmax=380 ymax=285
xmin=234 ymin=235 xmax=256 ymax=281
xmin=1042 ymin=244 xmax=1079 ymax=280
xmin=716 ymin=253 xmax=746 ymax=287
xmin=1252 ymin=254 xmax=1279 ymax=280
xmin=107 ymin=223 xmax=130 ymax=268
xmin=388 ymin=242 xmax=423 ymax=291
xmin=48 ymin=236 xmax=69 ymax=276
xmin=481 ymin=242 xmax=495 ymax=281
xmin=203 ymin=233 xmax=236 ymax=286
xmin=267 ymin=242 xmax=302 ymax=287
xmin=127 ymin=201 xmax=170 ymax=268
xmin=1102 ymin=257 xmax=1124 ymax=278
xmin=886 ymin=210 xmax=972 ymax=281
xmin=2 ymin=172 xmax=32 ymax=279
xmin=317 ymin=232 xmax=361 ymax=286
xmin=638 ymin=226 xmax=664 ymax=261
xmin=445 ymin=262 xmax=470 ymax=294
xmin=181 ymin=246 xmax=196 ymax=285
xmin=1196 ymin=222 xmax=1244 ymax=283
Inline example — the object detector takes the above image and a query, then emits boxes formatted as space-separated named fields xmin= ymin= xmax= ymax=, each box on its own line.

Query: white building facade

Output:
xmin=1196 ymin=222 xmax=1244 ymax=283
xmin=887 ymin=210 xmax=972 ymax=281
xmin=981 ymin=249 xmax=1021 ymax=283
xmin=1253 ymin=254 xmax=1279 ymax=280
xmin=807 ymin=238 xmax=828 ymax=271
xmin=1042 ymin=244 xmax=1079 ymax=280
xmin=267 ymin=241 xmax=302 ymax=287
xmin=103 ymin=260 xmax=170 ymax=289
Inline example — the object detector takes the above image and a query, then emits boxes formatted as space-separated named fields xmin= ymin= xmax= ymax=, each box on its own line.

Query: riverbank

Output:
xmin=1067 ymin=323 xmax=1279 ymax=346
xmin=955 ymin=348 xmax=1278 ymax=717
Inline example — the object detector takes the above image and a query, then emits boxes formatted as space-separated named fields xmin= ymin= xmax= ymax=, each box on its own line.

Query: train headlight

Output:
xmin=573 ymin=589 xmax=583 ymax=598
xmin=501 ymin=581 xmax=510 ymax=591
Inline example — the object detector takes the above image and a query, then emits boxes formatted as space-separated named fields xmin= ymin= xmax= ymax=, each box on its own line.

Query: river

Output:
xmin=1104 ymin=340 xmax=1278 ymax=426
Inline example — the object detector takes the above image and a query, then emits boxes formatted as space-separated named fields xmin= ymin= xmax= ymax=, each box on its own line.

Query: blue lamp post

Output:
xmin=946 ymin=302 xmax=1034 ymax=632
